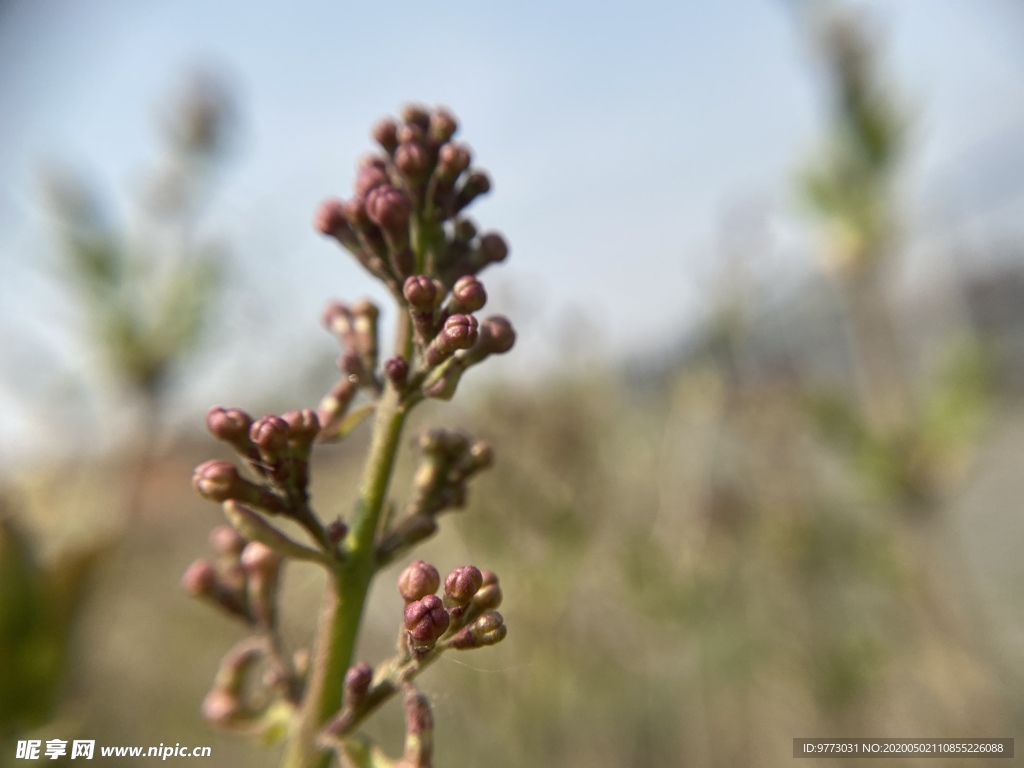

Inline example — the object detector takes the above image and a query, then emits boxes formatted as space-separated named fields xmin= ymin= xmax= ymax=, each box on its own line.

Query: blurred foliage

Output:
xmin=799 ymin=4 xmax=907 ymax=276
xmin=42 ymin=72 xmax=235 ymax=405
xmin=0 ymin=71 xmax=238 ymax=757
xmin=0 ymin=512 xmax=105 ymax=741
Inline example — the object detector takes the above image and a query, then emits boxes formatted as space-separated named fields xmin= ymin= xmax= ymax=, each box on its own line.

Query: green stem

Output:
xmin=281 ymin=314 xmax=412 ymax=768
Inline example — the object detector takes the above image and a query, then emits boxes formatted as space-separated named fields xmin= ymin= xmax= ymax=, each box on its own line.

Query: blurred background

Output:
xmin=2 ymin=0 xmax=1024 ymax=765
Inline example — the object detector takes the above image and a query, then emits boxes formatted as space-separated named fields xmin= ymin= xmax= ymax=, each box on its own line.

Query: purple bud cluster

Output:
xmin=315 ymin=104 xmax=509 ymax=292
xmin=181 ymin=525 xmax=282 ymax=631
xmin=189 ymin=104 xmax=514 ymax=757
xmin=313 ymin=104 xmax=516 ymax=403
xmin=396 ymin=560 xmax=506 ymax=653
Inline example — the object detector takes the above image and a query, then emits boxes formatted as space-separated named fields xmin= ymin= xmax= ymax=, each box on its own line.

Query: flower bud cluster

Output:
xmin=314 ymin=104 xmax=516 ymax=407
xmin=181 ymin=525 xmax=282 ymax=630
xmin=398 ymin=560 xmax=506 ymax=653
xmin=193 ymin=406 xmax=335 ymax=563
xmin=316 ymin=104 xmax=508 ymax=291
xmin=376 ymin=430 xmax=494 ymax=564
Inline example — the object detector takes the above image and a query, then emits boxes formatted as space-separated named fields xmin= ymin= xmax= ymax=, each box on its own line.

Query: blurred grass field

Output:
xmin=4 ymin=349 xmax=1024 ymax=766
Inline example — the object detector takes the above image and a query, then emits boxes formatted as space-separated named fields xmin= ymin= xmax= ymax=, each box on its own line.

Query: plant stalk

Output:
xmin=281 ymin=362 xmax=409 ymax=768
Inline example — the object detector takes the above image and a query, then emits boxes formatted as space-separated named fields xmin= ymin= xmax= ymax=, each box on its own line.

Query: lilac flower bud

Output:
xmin=372 ymin=117 xmax=399 ymax=154
xmin=192 ymin=460 xmax=244 ymax=502
xmin=425 ymin=314 xmax=479 ymax=368
xmin=322 ymin=299 xmax=353 ymax=336
xmin=341 ymin=196 xmax=371 ymax=230
xmin=350 ymin=298 xmax=381 ymax=372
xmin=240 ymin=541 xmax=282 ymax=629
xmin=398 ymin=560 xmax=440 ymax=603
xmin=201 ymin=689 xmax=241 ymax=726
xmin=478 ymin=231 xmax=509 ymax=265
xmin=344 ymin=662 xmax=373 ymax=708
xmin=444 ymin=565 xmax=483 ymax=604
xmin=403 ymin=275 xmax=441 ymax=343
xmin=313 ymin=198 xmax=347 ymax=236
xmin=282 ymin=409 xmax=320 ymax=448
xmin=315 ymin=198 xmax=365 ymax=257
xmin=206 ymin=407 xmax=254 ymax=445
xmin=397 ymin=122 xmax=426 ymax=146
xmin=403 ymin=275 xmax=439 ymax=312
xmin=469 ymin=570 xmax=503 ymax=612
xmin=429 ymin=108 xmax=458 ymax=144
xmin=181 ymin=559 xmax=218 ymax=597
xmin=354 ymin=164 xmax=390 ymax=198
xmin=250 ymin=416 xmax=290 ymax=456
xmin=436 ymin=142 xmax=471 ymax=183
xmin=418 ymin=428 xmax=470 ymax=458
xmin=209 ymin=525 xmax=246 ymax=558
xmin=401 ymin=686 xmax=434 ymax=767
xmin=317 ymin=377 xmax=357 ymax=436
xmin=448 ymin=610 xmax=506 ymax=649
xmin=240 ymin=540 xmax=282 ymax=574
xmin=181 ymin=558 xmax=249 ymax=619
xmin=449 ymin=275 xmax=487 ymax=314
xmin=326 ymin=518 xmax=348 ymax=545
xmin=453 ymin=170 xmax=491 ymax=214
xmin=384 ymin=356 xmax=410 ymax=389
xmin=458 ymin=315 xmax=516 ymax=369
xmin=395 ymin=141 xmax=430 ymax=182
xmin=469 ymin=440 xmax=495 ymax=470
xmin=471 ymin=580 xmax=503 ymax=612
xmin=404 ymin=594 xmax=450 ymax=649
xmin=400 ymin=103 xmax=431 ymax=132
xmin=453 ymin=218 xmax=477 ymax=243
xmin=359 ymin=153 xmax=388 ymax=171
xmin=477 ymin=315 xmax=517 ymax=357
xmin=366 ymin=185 xmax=411 ymax=234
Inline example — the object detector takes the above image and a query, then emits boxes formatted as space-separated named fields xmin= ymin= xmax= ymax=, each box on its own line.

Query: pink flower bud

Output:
xmin=181 ymin=559 xmax=217 ymax=597
xmin=326 ymin=518 xmax=348 ymax=544
xmin=444 ymin=565 xmax=483 ymax=604
xmin=478 ymin=232 xmax=509 ymax=264
xmin=282 ymin=409 xmax=320 ymax=445
xmin=404 ymin=594 xmax=450 ymax=649
xmin=400 ymin=103 xmax=431 ymax=132
xmin=453 ymin=170 xmax=491 ymax=214
xmin=192 ymin=460 xmax=243 ymax=502
xmin=395 ymin=141 xmax=430 ymax=182
xmin=384 ymin=356 xmax=410 ymax=388
xmin=354 ymin=164 xmax=390 ymax=198
xmin=403 ymin=275 xmax=439 ymax=312
xmin=366 ymin=185 xmax=411 ymax=233
xmin=443 ymin=314 xmax=479 ymax=349
xmin=479 ymin=315 xmax=516 ymax=355
xmin=344 ymin=662 xmax=373 ymax=707
xmin=209 ymin=525 xmax=246 ymax=557
xmin=429 ymin=108 xmax=458 ymax=144
xmin=448 ymin=610 xmax=506 ymax=649
xmin=201 ymin=688 xmax=240 ymax=726
xmin=372 ymin=118 xmax=399 ymax=153
xmin=437 ymin=143 xmax=471 ymax=182
xmin=206 ymin=406 xmax=253 ymax=444
xmin=450 ymin=275 xmax=487 ymax=314
xmin=249 ymin=416 xmax=290 ymax=455
xmin=398 ymin=560 xmax=440 ymax=603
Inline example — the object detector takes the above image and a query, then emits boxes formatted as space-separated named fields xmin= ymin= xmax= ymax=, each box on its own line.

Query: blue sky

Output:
xmin=1 ymin=0 xmax=1023 ymax=453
